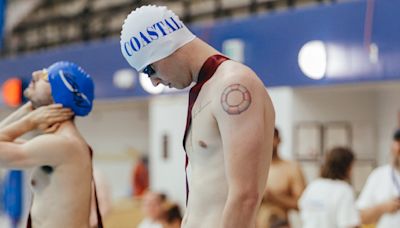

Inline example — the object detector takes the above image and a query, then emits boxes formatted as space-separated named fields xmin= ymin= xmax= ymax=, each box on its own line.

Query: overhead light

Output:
xmin=222 ymin=39 xmax=245 ymax=63
xmin=369 ymin=43 xmax=379 ymax=64
xmin=113 ymin=69 xmax=136 ymax=89
xmin=298 ymin=40 xmax=327 ymax=80
xmin=139 ymin=73 xmax=165 ymax=94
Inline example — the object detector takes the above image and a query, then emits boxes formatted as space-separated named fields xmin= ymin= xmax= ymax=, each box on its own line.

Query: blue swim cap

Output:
xmin=47 ymin=61 xmax=94 ymax=116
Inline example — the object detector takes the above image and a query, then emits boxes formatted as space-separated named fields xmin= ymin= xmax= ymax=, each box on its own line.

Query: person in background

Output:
xmin=356 ymin=129 xmax=400 ymax=228
xmin=160 ymin=202 xmax=183 ymax=228
xmin=132 ymin=155 xmax=149 ymax=197
xmin=137 ymin=191 xmax=166 ymax=228
xmin=299 ymin=147 xmax=360 ymax=228
xmin=258 ymin=127 xmax=306 ymax=228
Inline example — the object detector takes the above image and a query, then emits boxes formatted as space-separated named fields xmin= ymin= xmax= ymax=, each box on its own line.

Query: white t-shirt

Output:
xmin=299 ymin=178 xmax=360 ymax=228
xmin=356 ymin=164 xmax=400 ymax=228
xmin=137 ymin=218 xmax=162 ymax=228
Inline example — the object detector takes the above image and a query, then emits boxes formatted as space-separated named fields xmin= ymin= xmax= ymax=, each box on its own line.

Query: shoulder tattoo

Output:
xmin=220 ymin=83 xmax=252 ymax=115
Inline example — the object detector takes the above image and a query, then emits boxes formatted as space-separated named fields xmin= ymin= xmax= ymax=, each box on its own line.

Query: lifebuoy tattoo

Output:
xmin=220 ymin=84 xmax=251 ymax=115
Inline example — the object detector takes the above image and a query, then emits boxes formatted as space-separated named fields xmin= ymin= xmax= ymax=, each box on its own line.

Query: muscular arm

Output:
xmin=0 ymin=103 xmax=72 ymax=142
xmin=0 ymin=134 xmax=69 ymax=168
xmin=213 ymin=70 xmax=275 ymax=228
xmin=0 ymin=105 xmax=72 ymax=168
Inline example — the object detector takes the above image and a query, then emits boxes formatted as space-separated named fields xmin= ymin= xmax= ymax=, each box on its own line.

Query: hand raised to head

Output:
xmin=27 ymin=104 xmax=74 ymax=133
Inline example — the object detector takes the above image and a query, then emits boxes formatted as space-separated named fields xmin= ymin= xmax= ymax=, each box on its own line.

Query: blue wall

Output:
xmin=0 ymin=39 xmax=151 ymax=100
xmin=193 ymin=0 xmax=400 ymax=87
xmin=0 ymin=0 xmax=399 ymax=100
xmin=0 ymin=0 xmax=6 ymax=49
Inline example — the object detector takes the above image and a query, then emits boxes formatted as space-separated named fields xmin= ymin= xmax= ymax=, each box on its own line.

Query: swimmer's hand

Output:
xmin=26 ymin=104 xmax=73 ymax=133
xmin=382 ymin=197 xmax=400 ymax=213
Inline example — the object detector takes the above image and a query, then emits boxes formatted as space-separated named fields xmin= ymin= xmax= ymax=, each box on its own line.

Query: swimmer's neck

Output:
xmin=54 ymin=120 xmax=75 ymax=134
xmin=180 ymin=38 xmax=221 ymax=84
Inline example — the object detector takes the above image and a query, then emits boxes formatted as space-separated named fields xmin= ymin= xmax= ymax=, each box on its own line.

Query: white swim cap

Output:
xmin=120 ymin=5 xmax=196 ymax=72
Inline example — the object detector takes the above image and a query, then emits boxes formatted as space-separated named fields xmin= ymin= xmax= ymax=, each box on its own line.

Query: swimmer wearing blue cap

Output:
xmin=121 ymin=5 xmax=275 ymax=228
xmin=0 ymin=61 xmax=101 ymax=228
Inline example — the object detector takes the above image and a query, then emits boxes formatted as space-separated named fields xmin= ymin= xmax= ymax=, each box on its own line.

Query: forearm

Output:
xmin=0 ymin=108 xmax=30 ymax=129
xmin=0 ymin=117 xmax=34 ymax=142
xmin=221 ymin=193 xmax=260 ymax=228
xmin=360 ymin=204 xmax=386 ymax=224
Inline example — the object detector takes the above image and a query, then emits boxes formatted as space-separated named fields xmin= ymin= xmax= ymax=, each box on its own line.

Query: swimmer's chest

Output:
xmin=31 ymin=166 xmax=54 ymax=191
xmin=187 ymin=98 xmax=222 ymax=161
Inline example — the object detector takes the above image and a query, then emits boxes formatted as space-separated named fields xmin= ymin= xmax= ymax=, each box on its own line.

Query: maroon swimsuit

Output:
xmin=182 ymin=54 xmax=230 ymax=204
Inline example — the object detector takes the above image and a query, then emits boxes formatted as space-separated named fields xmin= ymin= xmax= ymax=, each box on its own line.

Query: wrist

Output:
xmin=21 ymin=115 xmax=37 ymax=131
xmin=0 ymin=115 xmax=36 ymax=142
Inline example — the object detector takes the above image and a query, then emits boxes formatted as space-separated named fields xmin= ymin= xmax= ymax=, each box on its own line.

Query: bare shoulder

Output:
xmin=216 ymin=61 xmax=266 ymax=91
xmin=25 ymin=134 xmax=88 ymax=157
xmin=210 ymin=61 xmax=273 ymax=117
xmin=26 ymin=134 xmax=69 ymax=147
xmin=282 ymin=160 xmax=304 ymax=176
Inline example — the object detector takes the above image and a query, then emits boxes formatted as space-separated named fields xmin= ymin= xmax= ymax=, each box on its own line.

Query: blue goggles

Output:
xmin=142 ymin=65 xmax=156 ymax=77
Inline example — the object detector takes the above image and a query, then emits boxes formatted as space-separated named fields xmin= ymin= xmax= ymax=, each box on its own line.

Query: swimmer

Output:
xmin=121 ymin=5 xmax=275 ymax=227
xmin=0 ymin=61 xmax=101 ymax=228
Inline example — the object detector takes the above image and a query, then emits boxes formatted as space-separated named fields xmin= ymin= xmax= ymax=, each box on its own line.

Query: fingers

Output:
xmin=395 ymin=200 xmax=400 ymax=211
xmin=44 ymin=104 xmax=69 ymax=113
xmin=47 ymin=109 xmax=74 ymax=117
xmin=39 ymin=105 xmax=74 ymax=118
xmin=48 ymin=114 xmax=73 ymax=123
xmin=43 ymin=123 xmax=60 ymax=134
xmin=47 ymin=103 xmax=64 ymax=109
xmin=44 ymin=104 xmax=72 ymax=112
xmin=29 ymin=104 xmax=74 ymax=130
xmin=60 ymin=108 xmax=74 ymax=116
xmin=387 ymin=199 xmax=400 ymax=213
xmin=44 ymin=110 xmax=73 ymax=123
